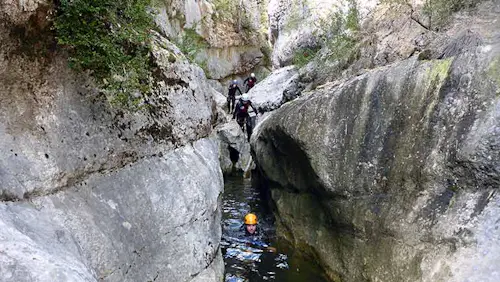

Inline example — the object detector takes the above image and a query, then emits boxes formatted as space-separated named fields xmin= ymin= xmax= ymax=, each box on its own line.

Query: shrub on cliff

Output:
xmin=54 ymin=0 xmax=155 ymax=108
xmin=292 ymin=46 xmax=320 ymax=67
xmin=173 ymin=27 xmax=210 ymax=74
xmin=315 ymin=0 xmax=360 ymax=67
xmin=176 ymin=28 xmax=208 ymax=62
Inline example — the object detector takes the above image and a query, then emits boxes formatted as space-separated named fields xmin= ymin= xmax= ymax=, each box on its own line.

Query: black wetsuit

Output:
xmin=227 ymin=84 xmax=242 ymax=113
xmin=233 ymin=99 xmax=258 ymax=141
xmin=240 ymin=225 xmax=268 ymax=245
xmin=243 ymin=77 xmax=257 ymax=93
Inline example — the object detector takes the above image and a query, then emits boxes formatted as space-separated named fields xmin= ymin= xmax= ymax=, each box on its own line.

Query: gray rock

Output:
xmin=189 ymin=249 xmax=225 ymax=282
xmin=271 ymin=27 xmax=320 ymax=68
xmin=198 ymin=47 xmax=264 ymax=80
xmin=438 ymin=29 xmax=485 ymax=59
xmin=1 ymin=8 xmax=223 ymax=281
xmin=213 ymin=121 xmax=252 ymax=175
xmin=252 ymin=42 xmax=500 ymax=281
xmin=268 ymin=0 xmax=378 ymax=68
xmin=155 ymin=0 xmax=268 ymax=80
xmin=207 ymin=82 xmax=227 ymax=109
xmin=154 ymin=0 xmax=185 ymax=39
xmin=207 ymin=79 xmax=225 ymax=96
xmin=247 ymin=66 xmax=300 ymax=112
xmin=0 ymin=138 xmax=224 ymax=282
xmin=0 ymin=31 xmax=215 ymax=199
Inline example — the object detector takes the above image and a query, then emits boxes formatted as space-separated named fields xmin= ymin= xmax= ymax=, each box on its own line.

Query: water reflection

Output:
xmin=221 ymin=176 xmax=328 ymax=282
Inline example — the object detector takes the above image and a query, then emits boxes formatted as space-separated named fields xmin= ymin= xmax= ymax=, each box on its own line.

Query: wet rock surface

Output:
xmin=252 ymin=40 xmax=500 ymax=281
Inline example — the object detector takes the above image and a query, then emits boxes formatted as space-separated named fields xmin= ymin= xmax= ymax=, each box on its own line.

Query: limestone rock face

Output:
xmin=267 ymin=0 xmax=379 ymax=68
xmin=272 ymin=0 xmax=500 ymax=87
xmin=267 ymin=0 xmax=322 ymax=68
xmin=208 ymin=79 xmax=225 ymax=96
xmin=0 ymin=32 xmax=215 ymax=199
xmin=199 ymin=47 xmax=264 ymax=80
xmin=0 ymin=139 xmax=224 ymax=282
xmin=155 ymin=0 xmax=269 ymax=80
xmin=0 ymin=2 xmax=224 ymax=281
xmin=247 ymin=65 xmax=300 ymax=112
xmin=214 ymin=121 xmax=252 ymax=175
xmin=252 ymin=40 xmax=500 ymax=282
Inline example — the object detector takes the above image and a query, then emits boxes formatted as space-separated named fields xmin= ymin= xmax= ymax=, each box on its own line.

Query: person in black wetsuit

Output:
xmin=243 ymin=73 xmax=257 ymax=93
xmin=232 ymin=94 xmax=258 ymax=141
xmin=227 ymin=79 xmax=242 ymax=113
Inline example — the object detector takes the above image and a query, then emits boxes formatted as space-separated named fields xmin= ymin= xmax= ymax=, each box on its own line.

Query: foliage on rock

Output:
xmin=319 ymin=0 xmax=360 ymax=62
xmin=212 ymin=0 xmax=237 ymax=20
xmin=292 ymin=0 xmax=359 ymax=69
xmin=292 ymin=47 xmax=320 ymax=67
xmin=54 ymin=0 xmax=155 ymax=108
xmin=173 ymin=28 xmax=210 ymax=74
xmin=212 ymin=0 xmax=253 ymax=34
xmin=176 ymin=28 xmax=209 ymax=61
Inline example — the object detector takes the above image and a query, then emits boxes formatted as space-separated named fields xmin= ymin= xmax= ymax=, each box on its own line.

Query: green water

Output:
xmin=221 ymin=176 xmax=329 ymax=282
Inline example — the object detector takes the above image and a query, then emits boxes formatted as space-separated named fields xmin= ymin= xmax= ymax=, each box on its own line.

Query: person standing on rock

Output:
xmin=243 ymin=73 xmax=257 ymax=93
xmin=233 ymin=94 xmax=258 ymax=141
xmin=228 ymin=79 xmax=242 ymax=113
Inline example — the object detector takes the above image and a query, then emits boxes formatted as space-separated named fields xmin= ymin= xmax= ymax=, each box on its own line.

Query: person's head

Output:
xmin=250 ymin=73 xmax=255 ymax=78
xmin=241 ymin=94 xmax=249 ymax=104
xmin=244 ymin=213 xmax=258 ymax=234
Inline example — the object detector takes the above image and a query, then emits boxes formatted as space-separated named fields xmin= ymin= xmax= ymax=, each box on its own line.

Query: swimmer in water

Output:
xmin=242 ymin=213 xmax=276 ymax=253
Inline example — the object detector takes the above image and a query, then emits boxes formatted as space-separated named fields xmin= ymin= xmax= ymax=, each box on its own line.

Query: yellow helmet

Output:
xmin=244 ymin=213 xmax=258 ymax=225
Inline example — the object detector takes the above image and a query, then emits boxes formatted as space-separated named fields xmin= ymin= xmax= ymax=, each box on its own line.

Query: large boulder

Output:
xmin=0 ymin=139 xmax=224 ymax=282
xmin=213 ymin=121 xmax=252 ymax=175
xmin=247 ymin=66 xmax=300 ymax=112
xmin=252 ymin=40 xmax=500 ymax=281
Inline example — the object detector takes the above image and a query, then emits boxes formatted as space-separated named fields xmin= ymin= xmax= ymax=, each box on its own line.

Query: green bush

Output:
xmin=345 ymin=0 xmax=360 ymax=32
xmin=292 ymin=47 xmax=319 ymax=67
xmin=54 ymin=0 xmax=155 ymax=108
xmin=260 ymin=43 xmax=273 ymax=67
xmin=176 ymin=28 xmax=209 ymax=62
xmin=318 ymin=0 xmax=360 ymax=64
xmin=213 ymin=0 xmax=237 ymax=20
